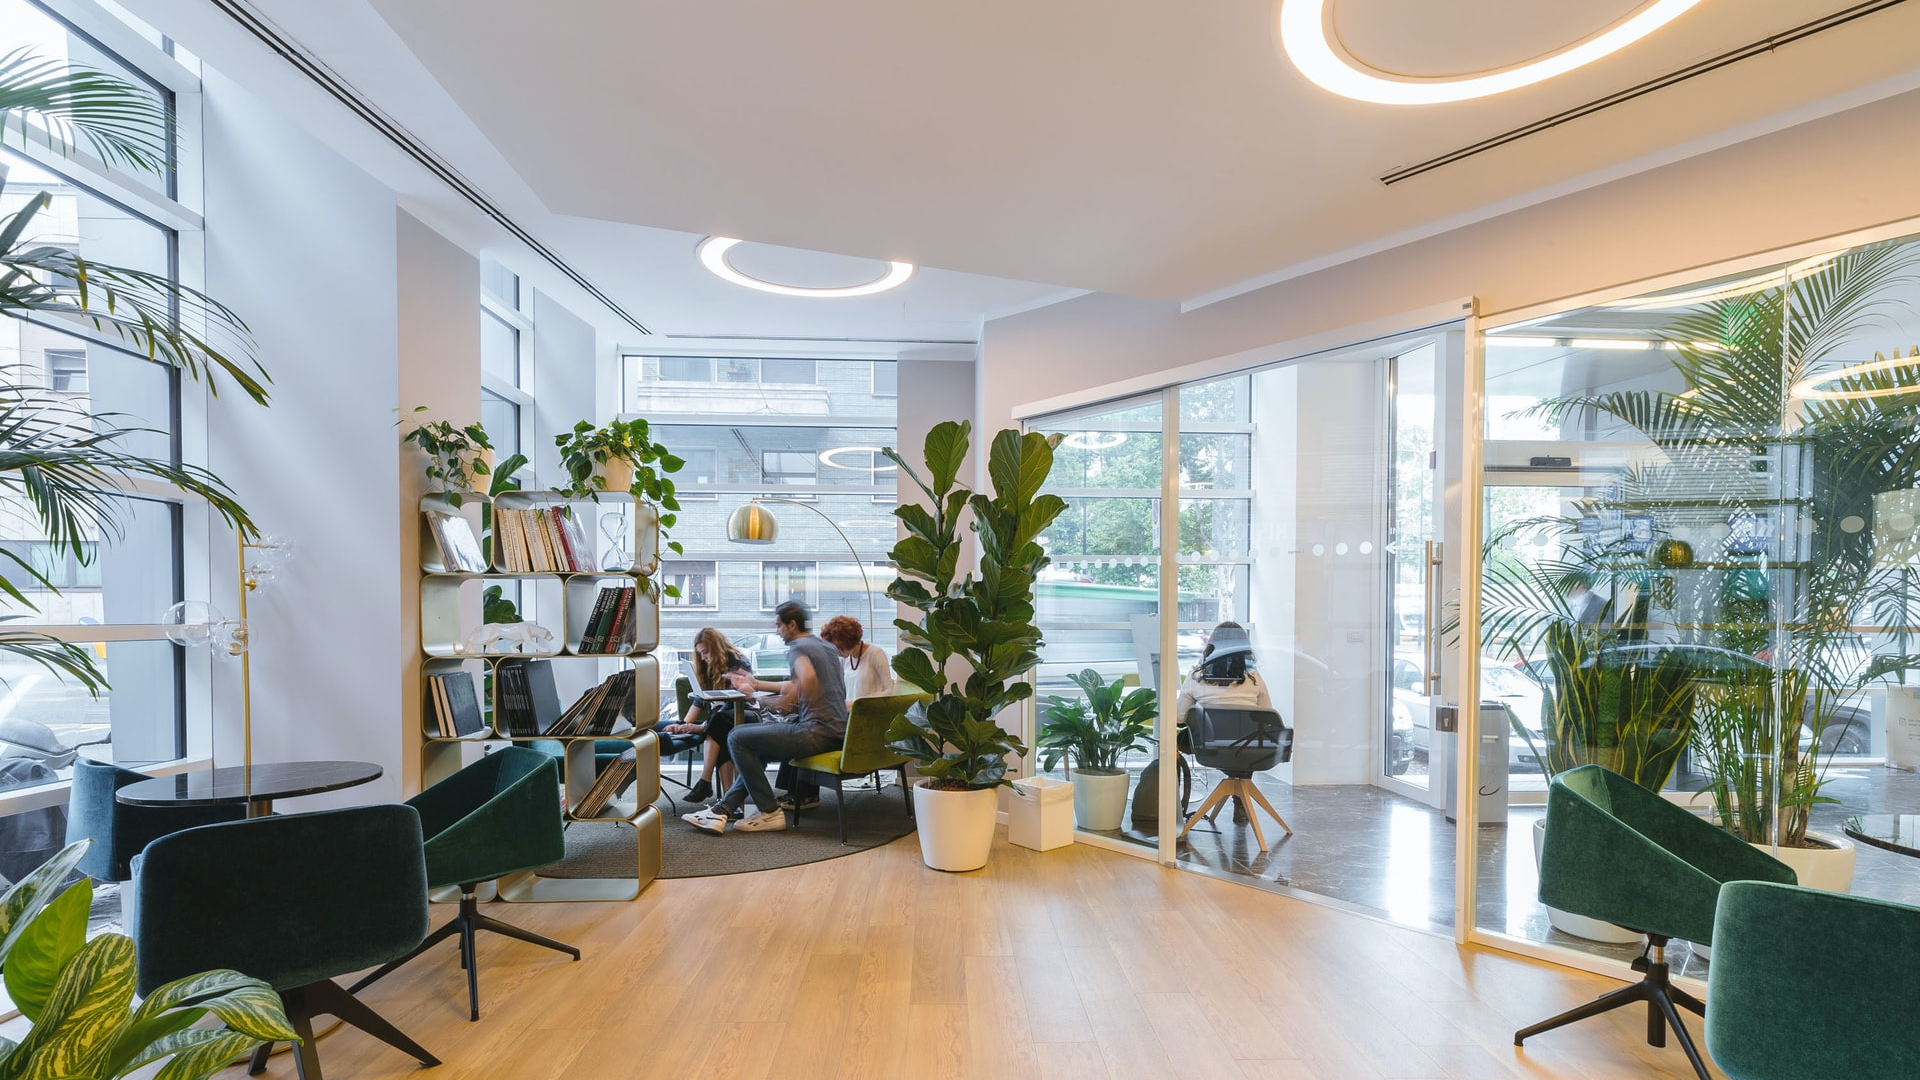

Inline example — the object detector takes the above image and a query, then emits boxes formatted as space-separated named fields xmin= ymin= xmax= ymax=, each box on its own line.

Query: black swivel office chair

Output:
xmin=1178 ymin=705 xmax=1294 ymax=851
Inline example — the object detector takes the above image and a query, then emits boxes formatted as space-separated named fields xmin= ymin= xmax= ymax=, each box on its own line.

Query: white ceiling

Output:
xmin=132 ymin=0 xmax=1920 ymax=340
xmin=351 ymin=0 xmax=1920 ymax=302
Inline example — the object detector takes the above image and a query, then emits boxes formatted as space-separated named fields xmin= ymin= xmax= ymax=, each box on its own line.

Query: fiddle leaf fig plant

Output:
xmin=1038 ymin=668 xmax=1156 ymax=774
xmin=398 ymin=406 xmax=493 ymax=506
xmin=0 ymin=841 xmax=298 ymax=1079
xmin=883 ymin=421 xmax=1067 ymax=789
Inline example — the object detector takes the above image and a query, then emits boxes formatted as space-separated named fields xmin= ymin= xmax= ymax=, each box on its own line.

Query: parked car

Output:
xmin=1391 ymin=653 xmax=1547 ymax=773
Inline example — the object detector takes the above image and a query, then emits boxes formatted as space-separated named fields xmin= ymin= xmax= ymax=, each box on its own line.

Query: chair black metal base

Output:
xmin=793 ymin=765 xmax=914 ymax=844
xmin=246 ymin=977 xmax=438 ymax=1080
xmin=1514 ymin=936 xmax=1708 ymax=1080
xmin=348 ymin=885 xmax=580 ymax=1022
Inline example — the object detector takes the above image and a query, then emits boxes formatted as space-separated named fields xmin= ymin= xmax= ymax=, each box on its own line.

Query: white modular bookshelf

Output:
xmin=418 ymin=490 xmax=665 ymax=901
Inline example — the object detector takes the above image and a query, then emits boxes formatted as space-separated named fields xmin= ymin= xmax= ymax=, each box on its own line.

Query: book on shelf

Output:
xmin=572 ymin=747 xmax=637 ymax=818
xmin=428 ymin=671 xmax=453 ymax=737
xmin=556 ymin=508 xmax=594 ymax=572
xmin=425 ymin=511 xmax=488 ymax=573
xmin=542 ymin=668 xmax=633 ymax=738
xmin=433 ymin=670 xmax=486 ymax=737
xmin=578 ymin=584 xmax=636 ymax=654
xmin=495 ymin=658 xmax=563 ymax=738
xmin=492 ymin=507 xmax=593 ymax=574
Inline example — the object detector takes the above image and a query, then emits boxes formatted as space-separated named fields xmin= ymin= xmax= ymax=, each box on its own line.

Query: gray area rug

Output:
xmin=541 ymin=782 xmax=918 ymax=880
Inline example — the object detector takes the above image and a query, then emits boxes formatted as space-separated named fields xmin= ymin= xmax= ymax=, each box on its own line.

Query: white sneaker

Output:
xmin=734 ymin=808 xmax=787 ymax=832
xmin=682 ymin=807 xmax=730 ymax=834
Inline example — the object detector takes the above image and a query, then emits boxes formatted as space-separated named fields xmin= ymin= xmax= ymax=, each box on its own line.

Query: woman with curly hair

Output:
xmin=821 ymin=615 xmax=895 ymax=701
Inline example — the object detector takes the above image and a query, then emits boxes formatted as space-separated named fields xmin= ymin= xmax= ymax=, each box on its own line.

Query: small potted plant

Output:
xmin=398 ymin=407 xmax=493 ymax=506
xmin=1038 ymin=669 xmax=1156 ymax=831
xmin=884 ymin=420 xmax=1066 ymax=871
xmin=554 ymin=417 xmax=685 ymax=556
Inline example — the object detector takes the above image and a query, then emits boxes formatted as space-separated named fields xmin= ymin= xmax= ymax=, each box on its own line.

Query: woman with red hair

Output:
xmin=820 ymin=615 xmax=895 ymax=700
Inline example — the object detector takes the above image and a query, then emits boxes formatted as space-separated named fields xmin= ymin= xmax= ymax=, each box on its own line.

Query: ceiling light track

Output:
xmin=203 ymin=0 xmax=651 ymax=334
xmin=1379 ymin=0 xmax=1914 ymax=186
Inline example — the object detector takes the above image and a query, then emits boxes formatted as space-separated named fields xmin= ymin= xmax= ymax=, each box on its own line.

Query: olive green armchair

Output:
xmin=789 ymin=693 xmax=929 ymax=843
xmin=1515 ymin=765 xmax=1795 ymax=1080
xmin=1705 ymin=880 xmax=1920 ymax=1079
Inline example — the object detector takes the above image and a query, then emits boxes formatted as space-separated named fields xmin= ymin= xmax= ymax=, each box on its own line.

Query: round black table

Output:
xmin=117 ymin=760 xmax=383 ymax=819
xmin=1842 ymin=814 xmax=1920 ymax=859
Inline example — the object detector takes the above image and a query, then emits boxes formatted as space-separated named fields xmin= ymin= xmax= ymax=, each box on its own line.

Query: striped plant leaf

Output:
xmin=0 ymin=841 xmax=88 ymax=968
xmin=2 ymin=875 xmax=90 ymax=1021
xmin=109 ymin=969 xmax=293 ymax=1076
xmin=149 ymin=1030 xmax=267 ymax=1080
xmin=0 ymin=933 xmax=136 ymax=1080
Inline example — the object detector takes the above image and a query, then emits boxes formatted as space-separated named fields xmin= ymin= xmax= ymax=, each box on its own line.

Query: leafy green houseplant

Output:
xmin=554 ymin=418 xmax=685 ymax=578
xmin=0 ymin=842 xmax=296 ymax=1078
xmin=1039 ymin=668 xmax=1155 ymax=831
xmin=1 ymin=53 xmax=263 ymax=693
xmin=399 ymin=407 xmax=494 ymax=505
xmin=883 ymin=420 xmax=1065 ymax=870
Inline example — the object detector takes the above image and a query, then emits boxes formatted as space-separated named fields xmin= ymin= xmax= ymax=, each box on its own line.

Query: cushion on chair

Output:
xmin=406 ymin=747 xmax=565 ymax=888
xmin=131 ymin=804 xmax=429 ymax=995
xmin=66 ymin=758 xmax=245 ymax=882
xmin=1705 ymin=881 xmax=1920 ymax=1080
xmin=795 ymin=694 xmax=928 ymax=778
xmin=1538 ymin=765 xmax=1794 ymax=944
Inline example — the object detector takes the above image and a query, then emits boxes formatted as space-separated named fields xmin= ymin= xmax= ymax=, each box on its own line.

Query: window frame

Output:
xmin=759 ymin=560 xmax=818 ymax=610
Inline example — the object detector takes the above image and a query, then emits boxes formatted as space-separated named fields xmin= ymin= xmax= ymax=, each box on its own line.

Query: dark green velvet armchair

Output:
xmin=789 ymin=693 xmax=929 ymax=844
xmin=349 ymin=747 xmax=578 ymax=1021
xmin=1516 ymin=765 xmax=1795 ymax=1080
xmin=66 ymin=757 xmax=243 ymax=882
xmin=131 ymin=804 xmax=438 ymax=1080
xmin=1705 ymin=881 xmax=1920 ymax=1079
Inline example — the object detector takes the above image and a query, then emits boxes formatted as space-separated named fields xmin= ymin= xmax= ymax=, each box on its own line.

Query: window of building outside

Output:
xmin=0 ymin=1 xmax=197 ymax=836
xmin=622 ymin=355 xmax=897 ymax=702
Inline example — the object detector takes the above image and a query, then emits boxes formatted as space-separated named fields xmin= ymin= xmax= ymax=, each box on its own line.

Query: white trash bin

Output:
xmin=1008 ymin=776 xmax=1074 ymax=851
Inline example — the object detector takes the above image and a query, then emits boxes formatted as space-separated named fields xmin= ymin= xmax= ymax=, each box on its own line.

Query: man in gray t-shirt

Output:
xmin=681 ymin=601 xmax=849 ymax=834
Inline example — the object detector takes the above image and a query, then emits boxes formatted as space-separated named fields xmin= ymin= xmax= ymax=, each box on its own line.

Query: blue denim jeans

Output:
xmin=719 ymin=721 xmax=841 ymax=814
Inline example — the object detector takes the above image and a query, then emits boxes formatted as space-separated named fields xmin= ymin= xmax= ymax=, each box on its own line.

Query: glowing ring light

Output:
xmin=817 ymin=445 xmax=897 ymax=472
xmin=1277 ymin=0 xmax=1707 ymax=105
xmin=1060 ymin=431 xmax=1128 ymax=450
xmin=1791 ymin=355 xmax=1920 ymax=401
xmin=698 ymin=237 xmax=914 ymax=298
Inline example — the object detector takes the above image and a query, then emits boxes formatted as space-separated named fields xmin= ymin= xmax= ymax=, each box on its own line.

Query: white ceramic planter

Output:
xmin=1533 ymin=818 xmax=1646 ymax=944
xmin=1754 ymin=829 xmax=1856 ymax=892
xmin=1070 ymin=768 xmax=1129 ymax=831
xmin=912 ymin=781 xmax=999 ymax=871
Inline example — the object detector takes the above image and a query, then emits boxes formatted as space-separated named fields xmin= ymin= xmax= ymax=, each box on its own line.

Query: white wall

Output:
xmin=201 ymin=68 xmax=404 ymax=807
xmin=981 ymin=86 xmax=1920 ymax=431
xmin=533 ymin=289 xmax=599 ymax=484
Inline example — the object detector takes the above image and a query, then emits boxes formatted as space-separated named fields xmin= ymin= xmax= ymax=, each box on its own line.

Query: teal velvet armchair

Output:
xmin=1516 ymin=765 xmax=1795 ymax=1080
xmin=1705 ymin=880 xmax=1920 ymax=1079
xmin=349 ymin=747 xmax=578 ymax=1021
xmin=66 ymin=757 xmax=244 ymax=882
xmin=132 ymin=804 xmax=437 ymax=1080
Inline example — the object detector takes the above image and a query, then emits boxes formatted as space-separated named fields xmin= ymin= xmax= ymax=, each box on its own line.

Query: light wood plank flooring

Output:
xmin=281 ymin=832 xmax=1727 ymax=1080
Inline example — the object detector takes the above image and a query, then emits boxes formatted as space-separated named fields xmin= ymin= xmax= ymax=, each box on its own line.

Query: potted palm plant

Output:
xmin=1 ymin=52 xmax=264 ymax=695
xmin=883 ymin=420 xmax=1065 ymax=871
xmin=1038 ymin=668 xmax=1156 ymax=831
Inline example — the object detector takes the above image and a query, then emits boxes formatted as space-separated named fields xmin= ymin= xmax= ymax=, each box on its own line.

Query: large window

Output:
xmin=0 ymin=0 xmax=199 ymax=802
xmin=622 ymin=354 xmax=898 ymax=690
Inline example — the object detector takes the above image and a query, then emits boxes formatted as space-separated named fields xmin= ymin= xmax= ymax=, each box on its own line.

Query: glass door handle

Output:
xmin=1424 ymin=541 xmax=1443 ymax=695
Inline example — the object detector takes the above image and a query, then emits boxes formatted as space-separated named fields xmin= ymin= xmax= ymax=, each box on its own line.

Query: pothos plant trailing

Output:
xmin=397 ymin=407 xmax=493 ymax=506
xmin=554 ymin=418 xmax=685 ymax=595
xmin=883 ymin=420 xmax=1066 ymax=790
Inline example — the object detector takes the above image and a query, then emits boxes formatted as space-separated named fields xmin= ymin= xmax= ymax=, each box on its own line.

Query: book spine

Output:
xmin=579 ymin=586 xmax=613 ymax=654
xmin=428 ymin=675 xmax=449 ymax=738
xmin=550 ymin=507 xmax=579 ymax=572
xmin=537 ymin=509 xmax=561 ymax=572
xmin=500 ymin=510 xmax=525 ymax=572
xmin=600 ymin=586 xmax=628 ymax=655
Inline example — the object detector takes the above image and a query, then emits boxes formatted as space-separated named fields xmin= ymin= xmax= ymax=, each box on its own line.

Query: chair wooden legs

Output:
xmin=1177 ymin=778 xmax=1293 ymax=852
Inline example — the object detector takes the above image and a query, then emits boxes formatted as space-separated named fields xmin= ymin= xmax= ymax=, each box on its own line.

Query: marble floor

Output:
xmin=1091 ymin=761 xmax=1920 ymax=971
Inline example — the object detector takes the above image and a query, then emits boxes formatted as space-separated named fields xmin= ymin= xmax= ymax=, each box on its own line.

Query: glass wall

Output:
xmin=622 ymin=355 xmax=896 ymax=699
xmin=1473 ymin=235 xmax=1920 ymax=965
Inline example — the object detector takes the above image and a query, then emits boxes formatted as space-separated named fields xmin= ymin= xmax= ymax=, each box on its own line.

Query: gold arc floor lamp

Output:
xmin=726 ymin=498 xmax=876 ymax=634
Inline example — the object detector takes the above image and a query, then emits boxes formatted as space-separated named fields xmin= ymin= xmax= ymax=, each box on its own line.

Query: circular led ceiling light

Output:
xmin=1791 ymin=353 xmax=1920 ymax=401
xmin=1060 ymin=431 xmax=1128 ymax=450
xmin=1277 ymin=0 xmax=1706 ymax=105
xmin=697 ymin=237 xmax=914 ymax=298
xmin=817 ymin=445 xmax=897 ymax=472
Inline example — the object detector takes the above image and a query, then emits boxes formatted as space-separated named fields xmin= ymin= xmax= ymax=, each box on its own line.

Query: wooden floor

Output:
xmin=279 ymin=831 xmax=1726 ymax=1080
